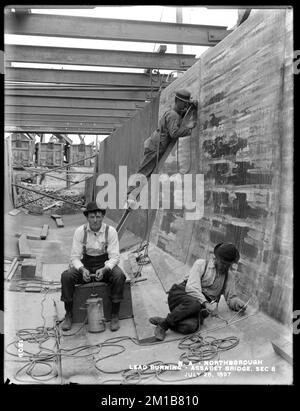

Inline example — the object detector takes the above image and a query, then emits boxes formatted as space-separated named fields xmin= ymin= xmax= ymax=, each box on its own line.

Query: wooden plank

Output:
xmin=5 ymin=67 xmax=166 ymax=88
xmin=25 ymin=285 xmax=42 ymax=293
xmin=40 ymin=224 xmax=49 ymax=240
xmin=5 ymin=13 xmax=230 ymax=46
xmin=271 ymin=338 xmax=293 ymax=365
xmin=15 ymin=232 xmax=41 ymax=240
xmin=8 ymin=208 xmax=21 ymax=216
xmin=51 ymin=214 xmax=64 ymax=227
xmin=18 ymin=233 xmax=31 ymax=257
xmin=43 ymin=202 xmax=61 ymax=211
xmin=5 ymin=258 xmax=19 ymax=281
xmin=5 ymin=45 xmax=197 ymax=70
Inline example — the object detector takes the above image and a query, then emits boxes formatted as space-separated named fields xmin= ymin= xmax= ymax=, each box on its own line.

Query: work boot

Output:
xmin=149 ymin=316 xmax=166 ymax=326
xmin=154 ymin=325 xmax=166 ymax=341
xmin=199 ymin=308 xmax=209 ymax=325
xmin=110 ymin=302 xmax=120 ymax=331
xmin=61 ymin=302 xmax=73 ymax=331
xmin=110 ymin=315 xmax=120 ymax=331
xmin=61 ymin=312 xmax=73 ymax=331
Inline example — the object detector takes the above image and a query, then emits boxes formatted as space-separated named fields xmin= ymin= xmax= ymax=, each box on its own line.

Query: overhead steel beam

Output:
xmin=6 ymin=118 xmax=123 ymax=127
xmin=5 ymin=45 xmax=197 ymax=70
xmin=5 ymin=125 xmax=115 ymax=135
xmin=6 ymin=122 xmax=123 ymax=130
xmin=6 ymin=120 xmax=123 ymax=129
xmin=5 ymin=105 xmax=138 ymax=117
xmin=5 ymin=12 xmax=232 ymax=46
xmin=5 ymin=87 xmax=154 ymax=101
xmin=6 ymin=113 xmax=129 ymax=124
xmin=5 ymin=6 xmax=96 ymax=10
xmin=5 ymin=95 xmax=146 ymax=110
xmin=5 ymin=67 xmax=168 ymax=88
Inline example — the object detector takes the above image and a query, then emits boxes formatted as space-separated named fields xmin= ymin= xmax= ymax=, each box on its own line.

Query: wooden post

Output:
xmin=66 ymin=164 xmax=70 ymax=189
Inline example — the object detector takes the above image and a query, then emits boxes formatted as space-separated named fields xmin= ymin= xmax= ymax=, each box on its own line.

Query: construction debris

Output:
xmin=21 ymin=258 xmax=37 ymax=279
xmin=51 ymin=214 xmax=64 ymax=227
xmin=16 ymin=183 xmax=84 ymax=215
xmin=43 ymin=201 xmax=62 ymax=211
xmin=8 ymin=208 xmax=21 ymax=216
xmin=40 ymin=224 xmax=49 ymax=240
xmin=5 ymin=257 xmax=19 ymax=281
xmin=18 ymin=234 xmax=32 ymax=257
xmin=28 ymin=205 xmax=43 ymax=215
xmin=25 ymin=283 xmax=42 ymax=293
xmin=15 ymin=232 xmax=41 ymax=240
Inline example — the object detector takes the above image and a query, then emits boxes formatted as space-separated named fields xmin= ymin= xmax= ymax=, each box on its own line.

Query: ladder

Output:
xmin=116 ymin=104 xmax=197 ymax=240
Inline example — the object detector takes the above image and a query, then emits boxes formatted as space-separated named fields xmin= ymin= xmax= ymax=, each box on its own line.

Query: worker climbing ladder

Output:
xmin=116 ymin=103 xmax=198 ymax=240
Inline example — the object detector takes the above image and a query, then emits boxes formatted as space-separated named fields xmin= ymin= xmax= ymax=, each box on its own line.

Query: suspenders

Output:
xmin=82 ymin=224 xmax=109 ymax=256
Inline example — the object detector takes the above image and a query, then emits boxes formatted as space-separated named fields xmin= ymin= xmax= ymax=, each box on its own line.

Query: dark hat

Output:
xmin=175 ymin=89 xmax=192 ymax=103
xmin=214 ymin=243 xmax=240 ymax=264
xmin=83 ymin=201 xmax=106 ymax=217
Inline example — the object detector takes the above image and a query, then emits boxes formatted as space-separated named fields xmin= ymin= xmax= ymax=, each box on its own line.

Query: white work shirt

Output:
xmin=70 ymin=222 xmax=120 ymax=271
xmin=183 ymin=258 xmax=238 ymax=309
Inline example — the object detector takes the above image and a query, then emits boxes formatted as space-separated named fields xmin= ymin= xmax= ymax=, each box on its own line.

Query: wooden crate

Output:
xmin=73 ymin=280 xmax=133 ymax=323
xmin=11 ymin=134 xmax=35 ymax=167
xmin=36 ymin=142 xmax=64 ymax=167
xmin=68 ymin=144 xmax=94 ymax=166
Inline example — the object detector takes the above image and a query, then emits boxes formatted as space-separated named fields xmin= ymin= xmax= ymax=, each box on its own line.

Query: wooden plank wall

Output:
xmin=69 ymin=144 xmax=93 ymax=166
xmin=150 ymin=9 xmax=293 ymax=325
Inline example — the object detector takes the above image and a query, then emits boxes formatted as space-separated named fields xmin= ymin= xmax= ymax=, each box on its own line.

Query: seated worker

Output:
xmin=60 ymin=201 xmax=126 ymax=332
xmin=126 ymin=89 xmax=198 ymax=208
xmin=149 ymin=243 xmax=246 ymax=341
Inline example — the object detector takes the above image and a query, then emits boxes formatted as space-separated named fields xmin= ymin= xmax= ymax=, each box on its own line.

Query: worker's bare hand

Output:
xmin=95 ymin=268 xmax=104 ymax=282
xmin=203 ymin=302 xmax=215 ymax=314
xmin=232 ymin=298 xmax=247 ymax=312
xmin=80 ymin=267 xmax=90 ymax=282
xmin=191 ymin=100 xmax=198 ymax=108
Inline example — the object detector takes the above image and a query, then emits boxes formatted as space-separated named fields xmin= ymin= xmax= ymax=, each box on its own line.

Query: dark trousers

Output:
xmin=61 ymin=265 xmax=126 ymax=305
xmin=127 ymin=148 xmax=163 ymax=196
xmin=165 ymin=283 xmax=202 ymax=334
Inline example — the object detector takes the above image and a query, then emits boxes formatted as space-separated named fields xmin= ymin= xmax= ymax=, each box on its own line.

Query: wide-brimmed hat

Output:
xmin=214 ymin=243 xmax=240 ymax=264
xmin=175 ymin=89 xmax=192 ymax=103
xmin=83 ymin=201 xmax=106 ymax=217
